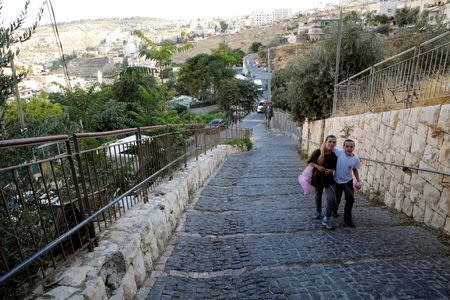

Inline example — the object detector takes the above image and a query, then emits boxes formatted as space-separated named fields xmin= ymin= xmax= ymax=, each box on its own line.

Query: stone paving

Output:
xmin=147 ymin=116 xmax=450 ymax=299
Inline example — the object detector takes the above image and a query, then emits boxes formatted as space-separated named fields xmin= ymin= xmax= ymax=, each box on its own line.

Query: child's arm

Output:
xmin=353 ymin=168 xmax=360 ymax=182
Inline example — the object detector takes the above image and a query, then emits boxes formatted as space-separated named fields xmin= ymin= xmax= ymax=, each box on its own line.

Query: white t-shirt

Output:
xmin=333 ymin=148 xmax=360 ymax=184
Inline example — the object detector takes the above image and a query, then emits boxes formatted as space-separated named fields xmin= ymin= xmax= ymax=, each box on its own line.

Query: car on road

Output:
xmin=205 ymin=118 xmax=227 ymax=128
xmin=256 ymin=101 xmax=266 ymax=113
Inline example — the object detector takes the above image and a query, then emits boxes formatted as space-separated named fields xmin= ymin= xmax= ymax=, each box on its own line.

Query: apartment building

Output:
xmin=273 ymin=8 xmax=294 ymax=21
xmin=362 ymin=0 xmax=406 ymax=17
xmin=404 ymin=0 xmax=449 ymax=24
xmin=251 ymin=11 xmax=274 ymax=26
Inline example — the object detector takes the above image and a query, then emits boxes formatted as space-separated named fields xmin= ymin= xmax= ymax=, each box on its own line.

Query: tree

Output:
xmin=343 ymin=11 xmax=362 ymax=24
xmin=0 ymin=0 xmax=44 ymax=129
xmin=395 ymin=7 xmax=420 ymax=27
xmin=128 ymin=84 xmax=177 ymax=126
xmin=211 ymin=43 xmax=245 ymax=66
xmin=219 ymin=20 xmax=228 ymax=33
xmin=217 ymin=79 xmax=260 ymax=123
xmin=286 ymin=22 xmax=389 ymax=122
xmin=372 ymin=14 xmax=389 ymax=25
xmin=321 ymin=22 xmax=388 ymax=81
xmin=287 ymin=48 xmax=335 ymax=123
xmin=249 ymin=42 xmax=263 ymax=53
xmin=56 ymin=84 xmax=113 ymax=131
xmin=271 ymin=67 xmax=291 ymax=111
xmin=177 ymin=54 xmax=234 ymax=101
xmin=268 ymin=35 xmax=288 ymax=47
xmin=133 ymin=30 xmax=193 ymax=82
xmin=4 ymin=92 xmax=63 ymax=126
xmin=112 ymin=66 xmax=157 ymax=103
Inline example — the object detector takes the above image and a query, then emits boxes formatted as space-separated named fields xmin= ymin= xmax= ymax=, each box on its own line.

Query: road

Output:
xmin=146 ymin=113 xmax=450 ymax=299
xmin=244 ymin=53 xmax=271 ymax=100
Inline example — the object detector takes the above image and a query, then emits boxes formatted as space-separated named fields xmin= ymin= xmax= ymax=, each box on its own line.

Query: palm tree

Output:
xmin=133 ymin=30 xmax=193 ymax=83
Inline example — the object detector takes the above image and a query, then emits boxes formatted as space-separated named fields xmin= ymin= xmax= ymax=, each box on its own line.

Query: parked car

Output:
xmin=257 ymin=101 xmax=266 ymax=113
xmin=205 ymin=118 xmax=227 ymax=128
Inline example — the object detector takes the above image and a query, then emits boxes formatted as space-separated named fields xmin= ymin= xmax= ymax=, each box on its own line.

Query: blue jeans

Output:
xmin=335 ymin=180 xmax=355 ymax=223
xmin=315 ymin=185 xmax=337 ymax=218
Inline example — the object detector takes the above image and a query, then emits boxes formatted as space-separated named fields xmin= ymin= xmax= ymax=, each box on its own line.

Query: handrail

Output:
xmin=0 ymin=124 xmax=252 ymax=286
xmin=360 ymin=157 xmax=450 ymax=176
xmin=0 ymin=135 xmax=69 ymax=149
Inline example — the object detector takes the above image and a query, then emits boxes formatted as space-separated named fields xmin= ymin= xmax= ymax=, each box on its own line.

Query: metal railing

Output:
xmin=0 ymin=124 xmax=252 ymax=293
xmin=333 ymin=31 xmax=450 ymax=116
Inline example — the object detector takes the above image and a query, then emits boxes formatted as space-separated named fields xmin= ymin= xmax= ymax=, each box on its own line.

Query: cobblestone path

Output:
xmin=147 ymin=116 xmax=450 ymax=299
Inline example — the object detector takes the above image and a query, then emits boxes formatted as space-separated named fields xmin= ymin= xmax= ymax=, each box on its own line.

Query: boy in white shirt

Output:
xmin=333 ymin=139 xmax=361 ymax=227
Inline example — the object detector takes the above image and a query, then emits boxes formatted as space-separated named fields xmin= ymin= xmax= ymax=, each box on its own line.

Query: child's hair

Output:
xmin=343 ymin=139 xmax=355 ymax=146
xmin=325 ymin=135 xmax=337 ymax=142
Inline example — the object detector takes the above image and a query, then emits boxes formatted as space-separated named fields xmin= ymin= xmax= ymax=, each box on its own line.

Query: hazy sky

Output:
xmin=1 ymin=0 xmax=338 ymax=24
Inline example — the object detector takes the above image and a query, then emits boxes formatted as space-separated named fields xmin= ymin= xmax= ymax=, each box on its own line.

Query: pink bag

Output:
xmin=298 ymin=165 xmax=313 ymax=195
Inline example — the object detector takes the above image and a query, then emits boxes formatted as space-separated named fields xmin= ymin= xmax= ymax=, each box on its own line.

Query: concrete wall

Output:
xmin=301 ymin=104 xmax=450 ymax=234
xmin=34 ymin=145 xmax=240 ymax=300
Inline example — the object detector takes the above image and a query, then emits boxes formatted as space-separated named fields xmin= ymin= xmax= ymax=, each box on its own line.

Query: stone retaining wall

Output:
xmin=34 ymin=145 xmax=240 ymax=299
xmin=300 ymin=104 xmax=449 ymax=234
xmin=271 ymin=110 xmax=302 ymax=144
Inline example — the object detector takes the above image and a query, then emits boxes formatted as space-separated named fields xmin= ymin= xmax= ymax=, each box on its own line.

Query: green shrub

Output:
xmin=223 ymin=138 xmax=253 ymax=151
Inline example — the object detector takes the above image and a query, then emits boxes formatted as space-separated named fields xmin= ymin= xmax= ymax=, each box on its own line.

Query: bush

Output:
xmin=223 ymin=138 xmax=253 ymax=151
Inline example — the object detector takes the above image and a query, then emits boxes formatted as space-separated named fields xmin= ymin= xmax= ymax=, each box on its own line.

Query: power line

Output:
xmin=46 ymin=0 xmax=72 ymax=90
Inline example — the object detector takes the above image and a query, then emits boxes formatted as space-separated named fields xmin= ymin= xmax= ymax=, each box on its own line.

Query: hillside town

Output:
xmin=9 ymin=0 xmax=450 ymax=102
xmin=0 ymin=0 xmax=449 ymax=298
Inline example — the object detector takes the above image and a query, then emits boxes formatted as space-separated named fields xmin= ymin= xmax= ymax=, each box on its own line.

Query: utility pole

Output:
xmin=332 ymin=6 xmax=343 ymax=115
xmin=267 ymin=48 xmax=271 ymax=100
xmin=10 ymin=53 xmax=26 ymax=130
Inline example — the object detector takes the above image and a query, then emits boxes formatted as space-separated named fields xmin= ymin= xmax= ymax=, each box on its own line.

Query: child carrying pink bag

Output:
xmin=298 ymin=165 xmax=313 ymax=195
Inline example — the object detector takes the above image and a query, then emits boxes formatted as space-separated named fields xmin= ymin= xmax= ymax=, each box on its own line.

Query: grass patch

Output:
xmin=197 ymin=111 xmax=226 ymax=124
xmin=223 ymin=138 xmax=253 ymax=151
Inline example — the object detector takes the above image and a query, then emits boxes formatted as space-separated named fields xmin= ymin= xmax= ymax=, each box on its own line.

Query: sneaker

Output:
xmin=321 ymin=217 xmax=335 ymax=230
xmin=344 ymin=221 xmax=356 ymax=228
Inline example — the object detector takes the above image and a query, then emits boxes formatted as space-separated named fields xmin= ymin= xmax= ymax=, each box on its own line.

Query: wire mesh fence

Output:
xmin=0 ymin=124 xmax=252 ymax=295
xmin=334 ymin=31 xmax=450 ymax=116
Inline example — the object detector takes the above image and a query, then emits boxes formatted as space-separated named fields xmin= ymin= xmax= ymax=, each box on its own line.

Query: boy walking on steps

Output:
xmin=333 ymin=139 xmax=361 ymax=227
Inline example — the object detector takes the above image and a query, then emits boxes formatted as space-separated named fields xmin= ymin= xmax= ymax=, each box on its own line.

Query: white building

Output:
xmin=273 ymin=8 xmax=294 ymax=21
xmin=363 ymin=0 xmax=406 ymax=17
xmin=251 ymin=11 xmax=274 ymax=26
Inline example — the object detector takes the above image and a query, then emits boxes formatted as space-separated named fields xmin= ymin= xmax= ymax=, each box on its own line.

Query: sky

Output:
xmin=1 ymin=0 xmax=339 ymax=24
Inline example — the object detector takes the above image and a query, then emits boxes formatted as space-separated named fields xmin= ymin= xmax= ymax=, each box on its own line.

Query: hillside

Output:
xmin=172 ymin=22 xmax=290 ymax=63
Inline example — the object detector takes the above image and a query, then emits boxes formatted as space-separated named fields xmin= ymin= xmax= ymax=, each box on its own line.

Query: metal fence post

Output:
xmin=67 ymin=138 xmax=97 ymax=250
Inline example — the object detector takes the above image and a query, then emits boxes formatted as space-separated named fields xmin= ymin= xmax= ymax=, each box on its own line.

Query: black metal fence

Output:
xmin=334 ymin=31 xmax=450 ymax=116
xmin=0 ymin=124 xmax=252 ymax=292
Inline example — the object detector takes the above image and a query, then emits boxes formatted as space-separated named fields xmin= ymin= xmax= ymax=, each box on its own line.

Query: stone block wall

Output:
xmin=272 ymin=110 xmax=302 ymax=143
xmin=34 ymin=145 xmax=240 ymax=300
xmin=301 ymin=104 xmax=449 ymax=234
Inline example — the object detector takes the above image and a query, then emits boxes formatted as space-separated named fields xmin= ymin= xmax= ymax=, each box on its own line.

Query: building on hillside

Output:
xmin=342 ymin=1 xmax=364 ymax=13
xmin=362 ymin=0 xmax=406 ymax=17
xmin=405 ymin=0 xmax=433 ymax=10
xmin=273 ymin=9 xmax=294 ymax=21
xmin=424 ymin=1 xmax=450 ymax=25
xmin=251 ymin=11 xmax=274 ymax=26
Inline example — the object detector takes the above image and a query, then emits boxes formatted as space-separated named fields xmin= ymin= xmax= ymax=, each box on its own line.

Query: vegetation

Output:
xmin=217 ymin=79 xmax=260 ymax=122
xmin=211 ymin=43 xmax=245 ymax=66
xmin=177 ymin=53 xmax=234 ymax=101
xmin=249 ymin=42 xmax=263 ymax=53
xmin=219 ymin=20 xmax=228 ymax=33
xmin=223 ymin=137 xmax=253 ymax=151
xmin=272 ymin=20 xmax=388 ymax=123
xmin=0 ymin=0 xmax=45 ymax=129
xmin=395 ymin=7 xmax=420 ymax=28
xmin=133 ymin=30 xmax=193 ymax=82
